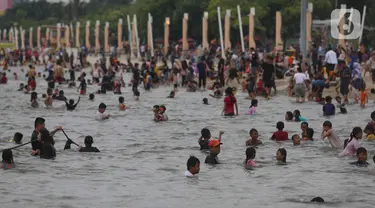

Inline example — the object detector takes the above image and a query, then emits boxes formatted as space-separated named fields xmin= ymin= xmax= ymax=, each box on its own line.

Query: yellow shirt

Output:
xmin=367 ymin=134 xmax=375 ymax=141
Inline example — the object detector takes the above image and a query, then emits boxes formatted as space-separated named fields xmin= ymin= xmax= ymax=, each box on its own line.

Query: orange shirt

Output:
xmin=360 ymin=91 xmax=367 ymax=105
xmin=119 ymin=103 xmax=126 ymax=111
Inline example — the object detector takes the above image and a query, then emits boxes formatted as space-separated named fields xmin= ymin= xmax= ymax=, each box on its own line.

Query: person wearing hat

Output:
xmin=95 ymin=103 xmax=111 ymax=120
xmin=205 ymin=139 xmax=222 ymax=164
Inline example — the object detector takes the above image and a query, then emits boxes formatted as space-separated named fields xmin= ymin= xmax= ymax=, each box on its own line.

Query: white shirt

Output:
xmin=325 ymin=50 xmax=338 ymax=64
xmin=184 ymin=170 xmax=195 ymax=177
xmin=294 ymin=73 xmax=307 ymax=84
xmin=95 ymin=111 xmax=109 ymax=120
xmin=140 ymin=45 xmax=145 ymax=52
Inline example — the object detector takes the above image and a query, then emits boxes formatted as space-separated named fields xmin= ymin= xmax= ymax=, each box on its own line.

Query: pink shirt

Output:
xmin=339 ymin=139 xmax=359 ymax=156
xmin=246 ymin=159 xmax=256 ymax=167
xmin=248 ymin=107 xmax=256 ymax=115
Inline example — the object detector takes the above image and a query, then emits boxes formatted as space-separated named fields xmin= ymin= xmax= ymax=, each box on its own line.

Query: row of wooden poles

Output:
xmin=0 ymin=4 xmax=320 ymax=57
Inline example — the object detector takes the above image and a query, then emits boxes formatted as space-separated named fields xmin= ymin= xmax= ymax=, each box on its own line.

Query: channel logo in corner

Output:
xmin=330 ymin=9 xmax=361 ymax=40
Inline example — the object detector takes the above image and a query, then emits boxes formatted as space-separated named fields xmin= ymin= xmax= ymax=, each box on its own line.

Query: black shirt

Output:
xmin=79 ymin=146 xmax=100 ymax=152
xmin=250 ymin=52 xmax=259 ymax=67
xmin=31 ymin=131 xmax=42 ymax=151
xmin=197 ymin=62 xmax=206 ymax=78
xmin=205 ymin=154 xmax=219 ymax=164
xmin=262 ymin=63 xmax=274 ymax=82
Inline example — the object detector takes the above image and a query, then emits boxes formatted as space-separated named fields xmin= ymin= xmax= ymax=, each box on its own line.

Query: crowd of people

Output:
xmin=1 ymin=41 xmax=375 ymax=203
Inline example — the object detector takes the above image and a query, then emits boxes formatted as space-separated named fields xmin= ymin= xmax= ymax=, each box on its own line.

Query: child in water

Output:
xmin=205 ymin=139 xmax=222 ymax=164
xmin=167 ymin=91 xmax=175 ymax=98
xmin=301 ymin=122 xmax=314 ymax=141
xmin=79 ymin=136 xmax=100 ymax=152
xmin=44 ymin=88 xmax=53 ymax=107
xmin=335 ymin=96 xmax=347 ymax=114
xmin=364 ymin=125 xmax=375 ymax=140
xmin=246 ymin=128 xmax=263 ymax=146
xmin=276 ymin=148 xmax=287 ymax=165
xmin=77 ymin=74 xmax=87 ymax=95
xmin=320 ymin=121 xmax=342 ymax=148
xmin=248 ymin=99 xmax=258 ymax=115
xmin=89 ymin=93 xmax=95 ymax=101
xmin=158 ymin=105 xmax=168 ymax=121
xmin=270 ymin=121 xmax=289 ymax=141
xmin=185 ymin=156 xmax=200 ymax=177
xmin=293 ymin=110 xmax=307 ymax=122
xmin=1 ymin=149 xmax=15 ymax=169
xmin=119 ymin=96 xmax=126 ymax=111
xmin=30 ymin=92 xmax=38 ymax=108
xmin=65 ymin=97 xmax=80 ymax=111
xmin=339 ymin=127 xmax=362 ymax=157
xmin=203 ymin=98 xmax=209 ymax=105
xmin=198 ymin=128 xmax=224 ymax=150
xmin=285 ymin=111 xmax=294 ymax=121
xmin=350 ymin=147 xmax=369 ymax=167
xmin=12 ymin=132 xmax=23 ymax=144
xmin=244 ymin=147 xmax=256 ymax=168
xmin=360 ymin=87 xmax=368 ymax=107
xmin=323 ymin=96 xmax=335 ymax=116
xmin=95 ymin=103 xmax=111 ymax=120
xmin=292 ymin=134 xmax=301 ymax=146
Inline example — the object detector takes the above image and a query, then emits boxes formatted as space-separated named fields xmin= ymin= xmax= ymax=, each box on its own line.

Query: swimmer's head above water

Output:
xmin=291 ymin=134 xmax=301 ymax=145
xmin=89 ymin=93 xmax=95 ymax=101
xmin=285 ymin=111 xmax=293 ymax=121
xmin=203 ymin=98 xmax=208 ymax=105
xmin=98 ymin=103 xmax=107 ymax=113
xmin=153 ymin=105 xmax=160 ymax=113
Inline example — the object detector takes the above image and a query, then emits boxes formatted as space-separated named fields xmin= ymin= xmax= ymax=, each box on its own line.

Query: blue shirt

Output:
xmin=197 ymin=62 xmax=206 ymax=77
xmin=323 ymin=103 xmax=335 ymax=115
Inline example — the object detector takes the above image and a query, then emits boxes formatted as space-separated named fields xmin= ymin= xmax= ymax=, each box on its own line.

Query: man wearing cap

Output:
xmin=205 ymin=139 xmax=222 ymax=164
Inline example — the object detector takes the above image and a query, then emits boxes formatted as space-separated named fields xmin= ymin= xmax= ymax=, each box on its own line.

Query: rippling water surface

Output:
xmin=1 ymin=67 xmax=375 ymax=208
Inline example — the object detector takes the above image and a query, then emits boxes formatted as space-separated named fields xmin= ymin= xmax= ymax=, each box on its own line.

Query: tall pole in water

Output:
xmin=300 ymin=0 xmax=307 ymax=59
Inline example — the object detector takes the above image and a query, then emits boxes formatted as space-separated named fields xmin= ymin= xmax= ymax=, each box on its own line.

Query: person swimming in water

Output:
xmin=30 ymin=92 xmax=39 ymax=108
xmin=158 ymin=105 xmax=169 ymax=121
xmin=44 ymin=88 xmax=53 ymax=107
xmin=246 ymin=128 xmax=263 ymax=146
xmin=244 ymin=147 xmax=257 ymax=168
xmin=294 ymin=110 xmax=307 ymax=122
xmin=270 ymin=121 xmax=289 ymax=141
xmin=276 ymin=148 xmax=287 ymax=165
xmin=340 ymin=127 xmax=362 ymax=157
xmin=64 ymin=136 xmax=100 ymax=152
xmin=322 ymin=96 xmax=335 ymax=116
xmin=301 ymin=122 xmax=314 ymax=141
xmin=350 ymin=147 xmax=369 ymax=167
xmin=285 ymin=111 xmax=294 ymax=121
xmin=320 ymin=121 xmax=342 ymax=148
xmin=12 ymin=132 xmax=23 ymax=144
xmin=65 ymin=97 xmax=80 ymax=111
xmin=198 ymin=128 xmax=224 ymax=150
xmin=248 ymin=99 xmax=258 ymax=115
xmin=95 ymin=103 xmax=111 ymax=120
xmin=89 ymin=93 xmax=95 ymax=101
xmin=1 ymin=149 xmax=15 ymax=169
xmin=167 ymin=91 xmax=175 ymax=98
xmin=203 ymin=98 xmax=209 ymax=105
xmin=205 ymin=139 xmax=222 ymax=165
xmin=292 ymin=134 xmax=301 ymax=146
xmin=185 ymin=156 xmax=200 ymax=177
xmin=54 ymin=90 xmax=67 ymax=101
xmin=118 ymin=96 xmax=127 ymax=111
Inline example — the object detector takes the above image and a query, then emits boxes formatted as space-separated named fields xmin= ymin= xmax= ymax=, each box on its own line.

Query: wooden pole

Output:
xmin=202 ymin=12 xmax=208 ymax=50
xmin=249 ymin=7 xmax=256 ymax=50
xmin=164 ymin=17 xmax=170 ymax=55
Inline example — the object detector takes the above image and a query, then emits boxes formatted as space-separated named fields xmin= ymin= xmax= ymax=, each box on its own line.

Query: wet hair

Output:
xmin=277 ymin=148 xmax=287 ymax=163
xmin=203 ymin=98 xmax=208 ymax=105
xmin=30 ymin=92 xmax=38 ymax=102
xmin=89 ymin=93 xmax=95 ymax=101
xmin=323 ymin=121 xmax=332 ymax=128
xmin=301 ymin=122 xmax=309 ymax=127
xmin=84 ymin=136 xmax=94 ymax=147
xmin=311 ymin=197 xmax=324 ymax=203
xmin=357 ymin=147 xmax=367 ymax=156
xmin=99 ymin=103 xmax=107 ymax=109
xmin=170 ymin=91 xmax=175 ymax=95
xmin=13 ymin=132 xmax=23 ymax=144
xmin=119 ymin=96 xmax=124 ymax=103
xmin=371 ymin=111 xmax=375 ymax=120
xmin=276 ymin=121 xmax=284 ymax=131
xmin=246 ymin=147 xmax=256 ymax=161
xmin=2 ymin=149 xmax=13 ymax=164
xmin=225 ymin=87 xmax=235 ymax=103
xmin=250 ymin=99 xmax=258 ymax=108
xmin=34 ymin=117 xmax=45 ymax=128
xmin=364 ymin=124 xmax=375 ymax=134
xmin=293 ymin=110 xmax=301 ymax=121
xmin=153 ymin=105 xmax=160 ymax=110
xmin=249 ymin=128 xmax=258 ymax=135
xmin=325 ymin=96 xmax=332 ymax=103
xmin=344 ymin=127 xmax=362 ymax=149
xmin=291 ymin=134 xmax=299 ymax=141
xmin=285 ymin=111 xmax=293 ymax=120
xmin=42 ymin=94 xmax=47 ymax=98
xmin=186 ymin=156 xmax=200 ymax=170
xmin=68 ymin=99 xmax=74 ymax=105
xmin=201 ymin=128 xmax=211 ymax=139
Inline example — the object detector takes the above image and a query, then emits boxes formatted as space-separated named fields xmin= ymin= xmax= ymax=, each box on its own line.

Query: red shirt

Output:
xmin=29 ymin=79 xmax=36 ymax=90
xmin=0 ymin=76 xmax=7 ymax=84
xmin=224 ymin=95 xmax=236 ymax=114
xmin=272 ymin=131 xmax=289 ymax=141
